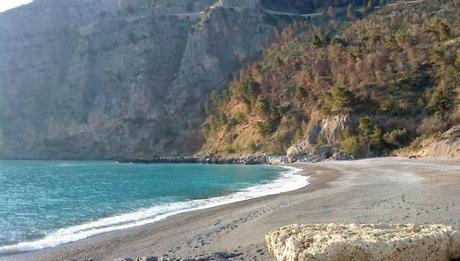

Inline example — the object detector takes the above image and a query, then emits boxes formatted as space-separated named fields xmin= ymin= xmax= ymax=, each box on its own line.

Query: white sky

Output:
xmin=0 ymin=0 xmax=33 ymax=12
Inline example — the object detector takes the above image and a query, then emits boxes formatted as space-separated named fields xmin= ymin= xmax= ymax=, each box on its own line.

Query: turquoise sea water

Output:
xmin=0 ymin=161 xmax=307 ymax=254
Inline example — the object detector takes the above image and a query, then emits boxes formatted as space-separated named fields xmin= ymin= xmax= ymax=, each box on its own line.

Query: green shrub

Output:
xmin=210 ymin=90 xmax=223 ymax=111
xmin=256 ymin=118 xmax=278 ymax=137
xmin=340 ymin=136 xmax=361 ymax=158
xmin=369 ymin=127 xmax=385 ymax=155
xmin=248 ymin=142 xmax=257 ymax=152
xmin=395 ymin=31 xmax=406 ymax=45
xmin=343 ymin=126 xmax=356 ymax=138
xmin=430 ymin=18 xmax=450 ymax=41
xmin=255 ymin=96 xmax=270 ymax=115
xmin=456 ymin=50 xmax=460 ymax=68
xmin=293 ymin=128 xmax=304 ymax=144
xmin=323 ymin=86 xmax=356 ymax=114
xmin=294 ymin=85 xmax=308 ymax=100
xmin=427 ymin=79 xmax=455 ymax=119
xmin=359 ymin=116 xmax=375 ymax=138
xmin=204 ymin=115 xmax=217 ymax=133
xmin=236 ymin=77 xmax=259 ymax=104
xmin=234 ymin=112 xmax=246 ymax=123
xmin=364 ymin=0 xmax=374 ymax=14
xmin=314 ymin=135 xmax=328 ymax=152
xmin=218 ymin=112 xmax=228 ymax=126
xmin=383 ymin=129 xmax=409 ymax=148
xmin=225 ymin=146 xmax=236 ymax=154
xmin=417 ymin=115 xmax=449 ymax=136
xmin=346 ymin=4 xmax=356 ymax=21
xmin=227 ymin=117 xmax=238 ymax=129
xmin=197 ymin=103 xmax=206 ymax=115
xmin=452 ymin=106 xmax=460 ymax=125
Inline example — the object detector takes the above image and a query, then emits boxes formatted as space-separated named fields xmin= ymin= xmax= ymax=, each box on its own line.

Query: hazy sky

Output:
xmin=0 ymin=0 xmax=33 ymax=12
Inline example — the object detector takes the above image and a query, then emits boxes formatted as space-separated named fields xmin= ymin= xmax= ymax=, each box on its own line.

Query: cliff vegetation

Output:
xmin=202 ymin=0 xmax=460 ymax=158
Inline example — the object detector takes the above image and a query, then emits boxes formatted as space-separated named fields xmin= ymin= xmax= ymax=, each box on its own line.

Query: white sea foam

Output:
xmin=0 ymin=165 xmax=308 ymax=255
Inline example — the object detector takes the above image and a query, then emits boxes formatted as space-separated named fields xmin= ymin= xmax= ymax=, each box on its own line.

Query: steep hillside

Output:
xmin=0 ymin=0 xmax=294 ymax=159
xmin=202 ymin=0 xmax=460 ymax=159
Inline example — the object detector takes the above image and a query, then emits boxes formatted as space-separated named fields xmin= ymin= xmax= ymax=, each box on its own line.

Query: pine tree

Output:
xmin=366 ymin=0 xmax=374 ymax=13
xmin=455 ymin=50 xmax=460 ymax=67
xmin=197 ymin=103 xmax=206 ymax=115
xmin=370 ymin=128 xmax=385 ymax=154
xmin=346 ymin=4 xmax=355 ymax=21
xmin=327 ymin=5 xmax=336 ymax=19
xmin=359 ymin=116 xmax=375 ymax=138
xmin=255 ymin=96 xmax=270 ymax=115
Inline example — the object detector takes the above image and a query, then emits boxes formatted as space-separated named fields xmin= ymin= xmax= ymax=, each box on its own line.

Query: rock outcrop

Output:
xmin=0 ymin=0 xmax=289 ymax=159
xmin=406 ymin=126 xmax=460 ymax=160
xmin=286 ymin=115 xmax=358 ymax=162
xmin=266 ymin=224 xmax=460 ymax=261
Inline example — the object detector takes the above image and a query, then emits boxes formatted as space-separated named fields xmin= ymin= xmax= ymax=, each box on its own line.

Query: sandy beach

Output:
xmin=4 ymin=157 xmax=460 ymax=261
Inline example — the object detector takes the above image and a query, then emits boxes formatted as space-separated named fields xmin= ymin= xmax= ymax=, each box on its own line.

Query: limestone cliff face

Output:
xmin=0 ymin=0 xmax=279 ymax=159
xmin=286 ymin=114 xmax=359 ymax=161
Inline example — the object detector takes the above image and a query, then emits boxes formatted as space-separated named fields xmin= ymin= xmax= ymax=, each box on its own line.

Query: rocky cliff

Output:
xmin=399 ymin=126 xmax=460 ymax=159
xmin=0 ymin=0 xmax=288 ymax=159
xmin=285 ymin=114 xmax=359 ymax=162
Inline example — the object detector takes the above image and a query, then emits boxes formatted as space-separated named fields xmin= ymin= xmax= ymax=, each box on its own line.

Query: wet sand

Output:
xmin=5 ymin=157 xmax=460 ymax=261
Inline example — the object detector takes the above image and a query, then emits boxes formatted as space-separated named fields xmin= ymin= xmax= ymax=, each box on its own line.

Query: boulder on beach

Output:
xmin=266 ymin=224 xmax=460 ymax=261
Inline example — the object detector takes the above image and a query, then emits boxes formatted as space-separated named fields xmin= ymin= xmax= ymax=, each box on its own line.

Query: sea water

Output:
xmin=0 ymin=161 xmax=307 ymax=254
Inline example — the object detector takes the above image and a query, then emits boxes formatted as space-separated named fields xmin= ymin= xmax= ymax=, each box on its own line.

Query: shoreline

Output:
xmin=0 ymin=164 xmax=309 ymax=258
xmin=4 ymin=157 xmax=460 ymax=261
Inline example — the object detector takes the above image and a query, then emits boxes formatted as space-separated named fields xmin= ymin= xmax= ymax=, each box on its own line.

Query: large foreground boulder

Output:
xmin=266 ymin=224 xmax=460 ymax=261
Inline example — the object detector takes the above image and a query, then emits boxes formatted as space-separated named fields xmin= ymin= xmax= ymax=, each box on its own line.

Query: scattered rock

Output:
xmin=266 ymin=224 xmax=460 ymax=261
xmin=328 ymin=152 xmax=354 ymax=161
xmin=179 ymin=251 xmax=243 ymax=261
xmin=287 ymin=145 xmax=340 ymax=163
xmin=136 ymin=257 xmax=159 ymax=261
xmin=115 ymin=257 xmax=159 ymax=261
xmin=119 ymin=154 xmax=288 ymax=165
xmin=266 ymin=156 xmax=289 ymax=165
